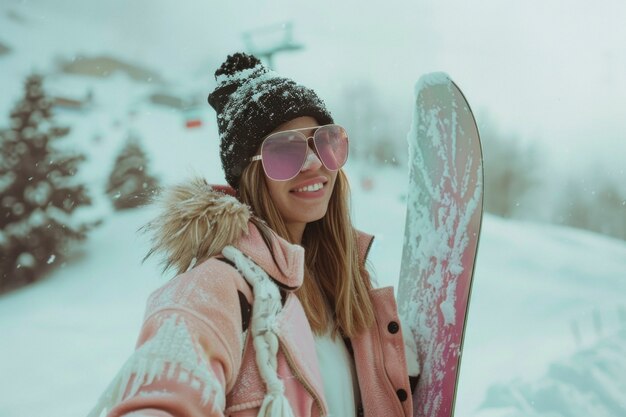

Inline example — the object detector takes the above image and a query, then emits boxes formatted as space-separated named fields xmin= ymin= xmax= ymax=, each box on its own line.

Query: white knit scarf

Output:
xmin=222 ymin=245 xmax=296 ymax=417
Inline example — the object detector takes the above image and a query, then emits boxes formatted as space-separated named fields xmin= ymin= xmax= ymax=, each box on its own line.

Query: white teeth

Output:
xmin=294 ymin=183 xmax=323 ymax=193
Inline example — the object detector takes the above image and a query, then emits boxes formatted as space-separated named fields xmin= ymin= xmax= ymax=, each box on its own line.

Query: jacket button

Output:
xmin=397 ymin=388 xmax=408 ymax=402
xmin=388 ymin=321 xmax=400 ymax=334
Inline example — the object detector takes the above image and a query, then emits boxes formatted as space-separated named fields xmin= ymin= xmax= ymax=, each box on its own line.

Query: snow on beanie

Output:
xmin=207 ymin=52 xmax=334 ymax=189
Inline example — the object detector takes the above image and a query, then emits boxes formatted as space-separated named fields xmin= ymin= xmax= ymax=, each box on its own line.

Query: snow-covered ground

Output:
xmin=1 ymin=157 xmax=625 ymax=417
xmin=352 ymin=167 xmax=626 ymax=417
xmin=1 ymin=3 xmax=626 ymax=417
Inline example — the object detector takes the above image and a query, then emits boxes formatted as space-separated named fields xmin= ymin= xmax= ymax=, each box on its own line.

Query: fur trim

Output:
xmin=141 ymin=178 xmax=251 ymax=274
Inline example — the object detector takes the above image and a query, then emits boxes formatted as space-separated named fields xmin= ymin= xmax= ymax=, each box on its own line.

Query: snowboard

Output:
xmin=397 ymin=73 xmax=484 ymax=417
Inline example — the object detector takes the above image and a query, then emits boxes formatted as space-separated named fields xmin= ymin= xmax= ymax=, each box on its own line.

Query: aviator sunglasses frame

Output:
xmin=250 ymin=124 xmax=350 ymax=181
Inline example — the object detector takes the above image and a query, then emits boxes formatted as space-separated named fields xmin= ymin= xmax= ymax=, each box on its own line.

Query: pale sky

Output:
xmin=8 ymin=0 xmax=626 ymax=177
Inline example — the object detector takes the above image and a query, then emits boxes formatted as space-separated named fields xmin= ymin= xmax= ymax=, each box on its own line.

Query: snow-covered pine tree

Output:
xmin=0 ymin=74 xmax=91 ymax=293
xmin=106 ymin=133 xmax=159 ymax=210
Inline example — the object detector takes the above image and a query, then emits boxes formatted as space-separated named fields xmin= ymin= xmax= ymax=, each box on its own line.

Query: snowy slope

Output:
xmin=0 ymin=2 xmax=219 ymax=187
xmin=0 ymin=209 xmax=163 ymax=417
xmin=1 ymin=161 xmax=625 ymax=417
xmin=474 ymin=328 xmax=626 ymax=417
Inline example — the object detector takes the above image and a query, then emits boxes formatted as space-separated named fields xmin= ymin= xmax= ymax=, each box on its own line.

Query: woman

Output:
xmin=89 ymin=53 xmax=418 ymax=417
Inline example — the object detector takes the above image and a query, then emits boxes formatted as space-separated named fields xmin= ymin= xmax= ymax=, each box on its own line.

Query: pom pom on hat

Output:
xmin=208 ymin=52 xmax=333 ymax=189
xmin=214 ymin=52 xmax=262 ymax=77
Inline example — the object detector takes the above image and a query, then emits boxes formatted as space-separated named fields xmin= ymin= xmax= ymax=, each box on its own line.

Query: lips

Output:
xmin=293 ymin=183 xmax=324 ymax=193
xmin=289 ymin=176 xmax=328 ymax=193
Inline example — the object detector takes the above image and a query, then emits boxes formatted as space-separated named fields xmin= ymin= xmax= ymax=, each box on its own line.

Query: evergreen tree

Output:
xmin=0 ymin=74 xmax=91 ymax=292
xmin=106 ymin=133 xmax=159 ymax=210
xmin=480 ymin=119 xmax=539 ymax=218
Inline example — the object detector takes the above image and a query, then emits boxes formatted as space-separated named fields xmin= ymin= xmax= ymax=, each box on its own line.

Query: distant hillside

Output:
xmin=0 ymin=41 xmax=10 ymax=56
xmin=56 ymin=55 xmax=163 ymax=83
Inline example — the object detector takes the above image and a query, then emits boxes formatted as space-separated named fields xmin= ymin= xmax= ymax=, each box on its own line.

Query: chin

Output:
xmin=290 ymin=207 xmax=328 ymax=225
xmin=308 ymin=213 xmax=327 ymax=223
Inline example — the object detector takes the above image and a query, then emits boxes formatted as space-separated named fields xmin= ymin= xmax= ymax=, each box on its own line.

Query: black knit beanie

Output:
xmin=208 ymin=52 xmax=334 ymax=189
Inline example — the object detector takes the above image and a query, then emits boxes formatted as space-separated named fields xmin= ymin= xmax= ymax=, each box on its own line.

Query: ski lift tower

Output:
xmin=242 ymin=22 xmax=304 ymax=70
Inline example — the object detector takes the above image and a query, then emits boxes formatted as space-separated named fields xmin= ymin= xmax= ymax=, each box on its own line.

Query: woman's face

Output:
xmin=262 ymin=116 xmax=338 ymax=242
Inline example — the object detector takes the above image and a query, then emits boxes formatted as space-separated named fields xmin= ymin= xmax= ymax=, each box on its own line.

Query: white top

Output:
xmin=313 ymin=329 xmax=360 ymax=417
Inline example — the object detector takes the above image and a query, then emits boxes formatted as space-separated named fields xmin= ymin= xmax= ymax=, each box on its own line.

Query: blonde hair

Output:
xmin=238 ymin=162 xmax=374 ymax=337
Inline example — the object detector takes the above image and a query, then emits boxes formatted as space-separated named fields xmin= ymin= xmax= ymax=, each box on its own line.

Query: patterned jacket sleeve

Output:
xmin=88 ymin=260 xmax=246 ymax=417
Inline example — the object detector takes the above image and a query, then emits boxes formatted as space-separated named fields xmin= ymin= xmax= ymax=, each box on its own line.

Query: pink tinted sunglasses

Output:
xmin=250 ymin=124 xmax=349 ymax=181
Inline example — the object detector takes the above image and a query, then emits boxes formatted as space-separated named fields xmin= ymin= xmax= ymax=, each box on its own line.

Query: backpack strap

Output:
xmin=216 ymin=256 xmax=287 ymax=333
xmin=217 ymin=257 xmax=252 ymax=333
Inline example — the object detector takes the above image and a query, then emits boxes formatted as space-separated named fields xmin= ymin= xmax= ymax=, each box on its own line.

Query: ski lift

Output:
xmin=184 ymin=107 xmax=204 ymax=129
xmin=242 ymin=21 xmax=304 ymax=69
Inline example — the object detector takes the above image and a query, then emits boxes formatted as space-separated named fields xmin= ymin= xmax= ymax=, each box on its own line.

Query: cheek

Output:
xmin=265 ymin=179 xmax=289 ymax=212
xmin=329 ymin=172 xmax=339 ymax=192
xmin=264 ymin=176 xmax=279 ymax=197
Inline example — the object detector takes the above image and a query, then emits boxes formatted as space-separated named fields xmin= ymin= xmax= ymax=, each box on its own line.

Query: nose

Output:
xmin=301 ymin=144 xmax=323 ymax=172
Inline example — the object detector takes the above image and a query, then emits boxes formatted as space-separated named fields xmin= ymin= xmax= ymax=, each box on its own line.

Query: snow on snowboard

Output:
xmin=398 ymin=73 xmax=484 ymax=417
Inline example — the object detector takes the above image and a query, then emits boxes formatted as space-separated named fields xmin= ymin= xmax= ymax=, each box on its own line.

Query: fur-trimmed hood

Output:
xmin=142 ymin=178 xmax=250 ymax=274
xmin=142 ymin=177 xmax=305 ymax=288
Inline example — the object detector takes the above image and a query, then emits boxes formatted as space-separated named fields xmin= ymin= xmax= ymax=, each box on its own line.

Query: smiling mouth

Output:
xmin=290 ymin=182 xmax=325 ymax=193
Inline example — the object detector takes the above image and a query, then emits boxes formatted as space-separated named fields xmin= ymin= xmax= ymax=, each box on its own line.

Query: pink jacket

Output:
xmin=89 ymin=179 xmax=413 ymax=417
